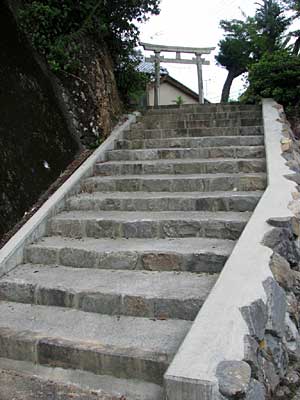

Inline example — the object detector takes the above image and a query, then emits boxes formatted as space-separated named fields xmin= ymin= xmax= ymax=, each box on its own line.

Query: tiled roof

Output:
xmin=137 ymin=61 xmax=168 ymax=75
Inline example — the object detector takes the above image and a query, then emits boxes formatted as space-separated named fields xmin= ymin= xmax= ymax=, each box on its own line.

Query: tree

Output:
xmin=216 ymin=0 xmax=290 ymax=102
xmin=216 ymin=19 xmax=254 ymax=103
xmin=254 ymin=0 xmax=291 ymax=56
xmin=241 ymin=50 xmax=300 ymax=107
xmin=18 ymin=0 xmax=161 ymax=72
xmin=282 ymin=0 xmax=300 ymax=54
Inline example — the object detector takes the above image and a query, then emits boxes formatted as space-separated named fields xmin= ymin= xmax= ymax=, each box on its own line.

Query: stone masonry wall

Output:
xmin=215 ymin=104 xmax=300 ymax=400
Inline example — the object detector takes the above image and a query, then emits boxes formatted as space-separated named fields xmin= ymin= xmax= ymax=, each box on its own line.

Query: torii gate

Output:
xmin=140 ymin=42 xmax=215 ymax=107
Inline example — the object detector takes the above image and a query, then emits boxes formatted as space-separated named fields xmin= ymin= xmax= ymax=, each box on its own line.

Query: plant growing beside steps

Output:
xmin=0 ymin=103 xmax=267 ymax=399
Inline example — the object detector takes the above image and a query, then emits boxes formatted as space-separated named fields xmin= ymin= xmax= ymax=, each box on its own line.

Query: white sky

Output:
xmin=138 ymin=0 xmax=262 ymax=102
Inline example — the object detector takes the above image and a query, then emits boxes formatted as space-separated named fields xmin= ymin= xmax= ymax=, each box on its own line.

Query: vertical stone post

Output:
xmin=196 ymin=53 xmax=204 ymax=104
xmin=154 ymin=51 xmax=161 ymax=108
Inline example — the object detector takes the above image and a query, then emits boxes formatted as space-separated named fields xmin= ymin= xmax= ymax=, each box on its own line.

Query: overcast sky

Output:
xmin=138 ymin=0 xmax=260 ymax=103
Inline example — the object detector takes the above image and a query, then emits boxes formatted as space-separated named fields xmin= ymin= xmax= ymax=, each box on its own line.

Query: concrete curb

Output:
xmin=0 ymin=112 xmax=140 ymax=278
xmin=164 ymin=99 xmax=297 ymax=399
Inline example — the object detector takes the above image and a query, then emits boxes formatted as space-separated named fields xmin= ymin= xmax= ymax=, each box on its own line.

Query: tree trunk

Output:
xmin=293 ymin=36 xmax=300 ymax=55
xmin=221 ymin=69 xmax=237 ymax=103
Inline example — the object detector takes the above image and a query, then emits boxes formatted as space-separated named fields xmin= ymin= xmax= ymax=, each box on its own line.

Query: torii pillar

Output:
xmin=140 ymin=43 xmax=215 ymax=108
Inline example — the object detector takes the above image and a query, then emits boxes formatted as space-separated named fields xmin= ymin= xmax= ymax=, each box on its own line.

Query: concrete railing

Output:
xmin=0 ymin=112 xmax=140 ymax=278
xmin=165 ymin=99 xmax=299 ymax=399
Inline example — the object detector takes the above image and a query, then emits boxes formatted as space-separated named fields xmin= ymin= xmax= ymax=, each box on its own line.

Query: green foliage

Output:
xmin=216 ymin=0 xmax=291 ymax=102
xmin=254 ymin=0 xmax=291 ymax=55
xmin=282 ymin=0 xmax=300 ymax=54
xmin=18 ymin=0 xmax=160 ymax=73
xmin=241 ymin=50 xmax=300 ymax=106
xmin=216 ymin=19 xmax=253 ymax=73
xmin=216 ymin=18 xmax=255 ymax=101
xmin=173 ymin=96 xmax=185 ymax=106
xmin=115 ymin=51 xmax=150 ymax=105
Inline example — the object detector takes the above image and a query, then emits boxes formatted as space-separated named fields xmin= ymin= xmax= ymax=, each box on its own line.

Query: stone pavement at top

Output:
xmin=0 ymin=103 xmax=266 ymax=399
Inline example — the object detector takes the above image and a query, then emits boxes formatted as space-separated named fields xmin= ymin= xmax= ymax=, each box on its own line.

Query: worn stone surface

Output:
xmin=0 ymin=368 xmax=116 ymax=400
xmin=0 ymin=264 xmax=218 ymax=320
xmin=216 ymin=360 xmax=251 ymax=397
xmin=263 ymin=277 xmax=287 ymax=338
xmin=265 ymin=334 xmax=288 ymax=377
xmin=107 ymin=147 xmax=265 ymax=162
xmin=263 ymin=228 xmax=300 ymax=267
xmin=258 ymin=355 xmax=280 ymax=393
xmin=95 ymin=158 xmax=266 ymax=176
xmin=67 ymin=191 xmax=262 ymax=213
xmin=245 ymin=379 xmax=266 ymax=400
xmin=0 ymin=301 xmax=191 ymax=384
xmin=83 ymin=173 xmax=267 ymax=193
xmin=241 ymin=299 xmax=268 ymax=341
xmin=25 ymin=236 xmax=234 ymax=274
xmin=270 ymin=253 xmax=295 ymax=290
xmin=116 ymin=136 xmax=265 ymax=150
xmin=48 ymin=210 xmax=250 ymax=240
xmin=244 ymin=335 xmax=260 ymax=377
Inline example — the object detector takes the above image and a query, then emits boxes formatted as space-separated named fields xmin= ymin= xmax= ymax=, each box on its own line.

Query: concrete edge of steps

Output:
xmin=164 ymin=99 xmax=298 ymax=399
xmin=0 ymin=112 xmax=140 ymax=279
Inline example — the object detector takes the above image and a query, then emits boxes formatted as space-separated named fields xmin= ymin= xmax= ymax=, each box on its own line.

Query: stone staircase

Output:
xmin=0 ymin=104 xmax=267 ymax=399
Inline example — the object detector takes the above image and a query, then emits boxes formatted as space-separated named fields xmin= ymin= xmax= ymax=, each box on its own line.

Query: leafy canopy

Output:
xmin=216 ymin=19 xmax=254 ymax=74
xmin=18 ymin=0 xmax=160 ymax=72
xmin=242 ymin=50 xmax=300 ymax=106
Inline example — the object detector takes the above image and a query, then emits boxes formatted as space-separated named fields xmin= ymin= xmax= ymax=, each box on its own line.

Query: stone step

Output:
xmin=0 ymin=357 xmax=164 ymax=400
xmin=115 ymin=136 xmax=265 ymax=150
xmin=123 ymin=126 xmax=263 ymax=140
xmin=108 ymin=147 xmax=265 ymax=161
xmin=95 ymin=159 xmax=266 ymax=176
xmin=48 ymin=210 xmax=250 ymax=240
xmin=0 ymin=301 xmax=190 ymax=384
xmin=138 ymin=111 xmax=262 ymax=123
xmin=82 ymin=173 xmax=267 ymax=193
xmin=25 ymin=236 xmax=235 ymax=274
xmin=132 ymin=118 xmax=262 ymax=131
xmin=67 ymin=191 xmax=263 ymax=213
xmin=0 ymin=264 xmax=218 ymax=320
xmin=146 ymin=104 xmax=261 ymax=115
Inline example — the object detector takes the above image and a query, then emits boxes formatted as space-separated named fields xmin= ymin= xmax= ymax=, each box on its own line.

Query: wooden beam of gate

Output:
xmin=140 ymin=42 xmax=215 ymax=54
xmin=145 ymin=56 xmax=210 ymax=65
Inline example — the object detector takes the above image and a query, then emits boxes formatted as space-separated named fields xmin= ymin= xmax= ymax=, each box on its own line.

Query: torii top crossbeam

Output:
xmin=140 ymin=42 xmax=215 ymax=106
xmin=140 ymin=42 xmax=215 ymax=54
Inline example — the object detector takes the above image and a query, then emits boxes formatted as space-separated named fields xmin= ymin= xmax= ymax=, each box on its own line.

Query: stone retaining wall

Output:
xmin=165 ymin=99 xmax=300 ymax=399
xmin=0 ymin=113 xmax=139 ymax=279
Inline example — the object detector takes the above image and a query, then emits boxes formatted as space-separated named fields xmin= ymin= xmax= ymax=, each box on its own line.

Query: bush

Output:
xmin=242 ymin=50 xmax=300 ymax=106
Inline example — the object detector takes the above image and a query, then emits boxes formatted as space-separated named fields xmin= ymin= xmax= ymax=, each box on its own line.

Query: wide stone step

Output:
xmin=146 ymin=104 xmax=261 ymax=115
xmin=95 ymin=159 xmax=266 ymax=176
xmin=133 ymin=118 xmax=262 ymax=130
xmin=139 ymin=111 xmax=262 ymax=123
xmin=82 ymin=173 xmax=267 ymax=193
xmin=108 ymin=146 xmax=265 ymax=161
xmin=0 ymin=264 xmax=218 ymax=320
xmin=115 ymin=136 xmax=265 ymax=150
xmin=25 ymin=237 xmax=235 ymax=274
xmin=0 ymin=357 xmax=164 ymax=400
xmin=0 ymin=301 xmax=190 ymax=384
xmin=67 ymin=191 xmax=263 ymax=212
xmin=48 ymin=210 xmax=250 ymax=240
xmin=123 ymin=126 xmax=263 ymax=140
